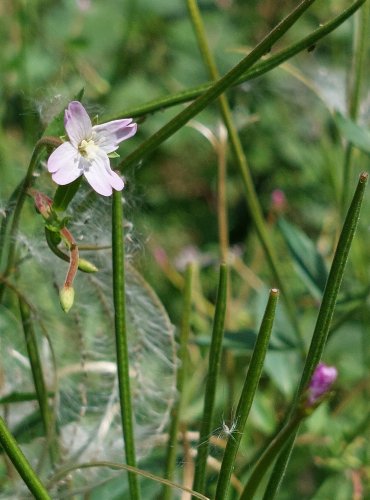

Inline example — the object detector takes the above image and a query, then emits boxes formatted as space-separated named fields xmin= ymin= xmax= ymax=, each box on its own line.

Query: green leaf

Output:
xmin=334 ymin=111 xmax=370 ymax=154
xmin=278 ymin=217 xmax=328 ymax=299
xmin=53 ymin=177 xmax=82 ymax=213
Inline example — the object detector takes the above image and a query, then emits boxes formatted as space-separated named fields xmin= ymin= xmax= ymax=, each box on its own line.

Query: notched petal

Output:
xmin=93 ymin=119 xmax=137 ymax=152
xmin=64 ymin=101 xmax=92 ymax=147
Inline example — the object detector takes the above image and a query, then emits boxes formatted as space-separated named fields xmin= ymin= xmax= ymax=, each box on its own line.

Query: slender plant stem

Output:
xmin=217 ymin=129 xmax=229 ymax=263
xmin=262 ymin=172 xmax=368 ymax=499
xmin=18 ymin=298 xmax=58 ymax=467
xmin=298 ymin=172 xmax=368 ymax=394
xmin=112 ymin=190 xmax=140 ymax=500
xmin=0 ymin=417 xmax=51 ymax=500
xmin=192 ymin=263 xmax=228 ymax=496
xmin=215 ymin=288 xmax=279 ymax=499
xmin=240 ymin=415 xmax=301 ymax=500
xmin=0 ymin=136 xmax=62 ymax=304
xmin=46 ymin=460 xmax=209 ymax=500
xmin=186 ymin=0 xmax=302 ymax=343
xmin=105 ymin=0 xmax=365 ymax=122
xmin=117 ymin=0 xmax=318 ymax=172
xmin=163 ymin=264 xmax=194 ymax=500
xmin=0 ymin=182 xmax=22 ymax=268
xmin=341 ymin=0 xmax=370 ymax=212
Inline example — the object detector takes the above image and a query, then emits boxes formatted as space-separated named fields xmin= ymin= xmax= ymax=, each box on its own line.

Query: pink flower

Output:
xmin=271 ymin=189 xmax=286 ymax=211
xmin=47 ymin=101 xmax=137 ymax=196
xmin=76 ymin=0 xmax=91 ymax=11
xmin=307 ymin=362 xmax=337 ymax=406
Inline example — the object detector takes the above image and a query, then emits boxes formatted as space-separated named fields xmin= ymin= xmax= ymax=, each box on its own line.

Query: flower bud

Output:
xmin=78 ymin=258 xmax=98 ymax=273
xmin=60 ymin=285 xmax=75 ymax=313
xmin=307 ymin=362 xmax=337 ymax=406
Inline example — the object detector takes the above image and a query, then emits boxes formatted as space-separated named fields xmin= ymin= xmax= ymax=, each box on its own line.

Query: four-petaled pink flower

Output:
xmin=307 ymin=362 xmax=337 ymax=406
xmin=47 ymin=101 xmax=137 ymax=196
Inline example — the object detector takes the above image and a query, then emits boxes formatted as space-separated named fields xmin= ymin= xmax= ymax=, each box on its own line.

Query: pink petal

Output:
xmin=83 ymin=150 xmax=115 ymax=196
xmin=64 ymin=101 xmax=92 ymax=147
xmin=52 ymin=160 xmax=82 ymax=185
xmin=93 ymin=119 xmax=137 ymax=153
xmin=109 ymin=170 xmax=125 ymax=191
xmin=47 ymin=142 xmax=79 ymax=173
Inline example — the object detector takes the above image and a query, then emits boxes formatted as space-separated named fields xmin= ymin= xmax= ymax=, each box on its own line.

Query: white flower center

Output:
xmin=78 ymin=139 xmax=98 ymax=159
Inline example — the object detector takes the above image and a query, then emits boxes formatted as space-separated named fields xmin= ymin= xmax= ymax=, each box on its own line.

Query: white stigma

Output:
xmin=78 ymin=138 xmax=98 ymax=159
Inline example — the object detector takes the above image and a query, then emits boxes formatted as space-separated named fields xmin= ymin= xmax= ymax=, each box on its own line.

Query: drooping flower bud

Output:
xmin=60 ymin=285 xmax=75 ymax=313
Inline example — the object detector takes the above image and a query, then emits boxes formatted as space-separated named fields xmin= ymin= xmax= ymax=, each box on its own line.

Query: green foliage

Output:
xmin=0 ymin=0 xmax=369 ymax=499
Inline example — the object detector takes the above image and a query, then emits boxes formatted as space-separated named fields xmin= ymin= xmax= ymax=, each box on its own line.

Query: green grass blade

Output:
xmin=162 ymin=263 xmax=194 ymax=500
xmin=192 ymin=263 xmax=228 ymax=495
xmin=112 ymin=190 xmax=141 ymax=500
xmin=118 ymin=0 xmax=318 ymax=172
xmin=105 ymin=0 xmax=365 ymax=122
xmin=18 ymin=298 xmax=58 ymax=466
xmin=262 ymin=172 xmax=368 ymax=500
xmin=215 ymin=288 xmax=279 ymax=499
xmin=0 ymin=417 xmax=51 ymax=500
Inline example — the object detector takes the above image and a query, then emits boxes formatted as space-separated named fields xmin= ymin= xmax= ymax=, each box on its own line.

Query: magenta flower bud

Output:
xmin=307 ymin=362 xmax=337 ymax=406
xmin=271 ymin=189 xmax=287 ymax=211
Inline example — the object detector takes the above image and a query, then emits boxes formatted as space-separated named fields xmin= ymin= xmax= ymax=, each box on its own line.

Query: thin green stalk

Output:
xmin=46 ymin=460 xmax=209 ymax=500
xmin=186 ymin=0 xmax=302 ymax=344
xmin=298 ymin=172 xmax=368 ymax=393
xmin=117 ymin=0 xmax=318 ymax=172
xmin=192 ymin=263 xmax=228 ymax=496
xmin=341 ymin=1 xmax=370 ymax=212
xmin=162 ymin=264 xmax=194 ymax=500
xmin=0 ymin=416 xmax=51 ymax=500
xmin=240 ymin=414 xmax=301 ymax=500
xmin=0 ymin=136 xmax=62 ymax=304
xmin=215 ymin=288 xmax=279 ymax=499
xmin=262 ymin=172 xmax=368 ymax=499
xmin=104 ymin=0 xmax=365 ymax=122
xmin=112 ymin=190 xmax=140 ymax=500
xmin=0 ymin=182 xmax=22 ymax=268
xmin=217 ymin=129 xmax=229 ymax=263
xmin=18 ymin=298 xmax=58 ymax=467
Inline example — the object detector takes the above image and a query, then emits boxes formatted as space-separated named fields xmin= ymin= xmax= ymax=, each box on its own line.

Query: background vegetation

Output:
xmin=0 ymin=0 xmax=369 ymax=498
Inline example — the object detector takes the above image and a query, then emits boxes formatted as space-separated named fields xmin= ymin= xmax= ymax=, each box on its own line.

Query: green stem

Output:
xmin=104 ymin=0 xmax=365 ymax=122
xmin=18 ymin=298 xmax=58 ymax=467
xmin=263 ymin=172 xmax=368 ymax=499
xmin=163 ymin=264 xmax=194 ymax=500
xmin=192 ymin=263 xmax=228 ymax=496
xmin=112 ymin=190 xmax=140 ymax=500
xmin=298 ymin=172 xmax=368 ymax=394
xmin=186 ymin=0 xmax=302 ymax=344
xmin=240 ymin=415 xmax=301 ymax=500
xmin=44 ymin=228 xmax=98 ymax=273
xmin=215 ymin=288 xmax=279 ymax=499
xmin=0 ymin=136 xmax=62 ymax=304
xmin=0 ymin=182 xmax=22 ymax=269
xmin=0 ymin=416 xmax=51 ymax=500
xmin=46 ymin=460 xmax=209 ymax=500
xmin=341 ymin=1 xmax=370 ymax=212
xmin=117 ymin=0 xmax=318 ymax=172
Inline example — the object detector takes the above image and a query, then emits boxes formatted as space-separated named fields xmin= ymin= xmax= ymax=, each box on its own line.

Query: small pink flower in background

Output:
xmin=47 ymin=101 xmax=137 ymax=196
xmin=271 ymin=189 xmax=287 ymax=211
xmin=76 ymin=0 xmax=91 ymax=12
xmin=307 ymin=362 xmax=337 ymax=406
